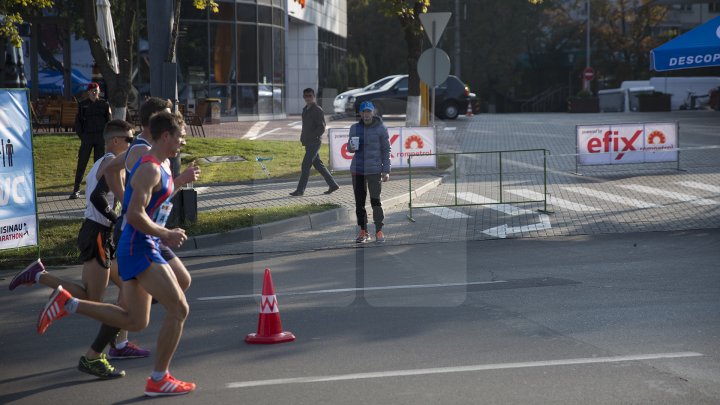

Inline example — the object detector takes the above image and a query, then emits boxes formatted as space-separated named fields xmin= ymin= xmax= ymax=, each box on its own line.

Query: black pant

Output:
xmin=295 ymin=143 xmax=337 ymax=193
xmin=73 ymin=132 xmax=105 ymax=192
xmin=352 ymin=173 xmax=383 ymax=231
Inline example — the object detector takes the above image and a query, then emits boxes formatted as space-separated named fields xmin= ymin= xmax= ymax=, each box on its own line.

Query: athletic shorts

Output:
xmin=115 ymin=213 xmax=177 ymax=261
xmin=77 ymin=220 xmax=115 ymax=269
xmin=117 ymin=241 xmax=168 ymax=281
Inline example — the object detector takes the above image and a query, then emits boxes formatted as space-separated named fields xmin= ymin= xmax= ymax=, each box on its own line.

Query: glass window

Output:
xmin=209 ymin=23 xmax=235 ymax=84
xmin=258 ymin=83 xmax=273 ymax=114
xmin=210 ymin=1 xmax=235 ymax=21
xmin=272 ymin=7 xmax=283 ymax=27
xmin=258 ymin=5 xmax=272 ymax=24
xmin=237 ymin=3 xmax=257 ymax=22
xmin=272 ymin=27 xmax=284 ymax=84
xmin=273 ymin=86 xmax=283 ymax=114
xmin=237 ymin=24 xmax=257 ymax=84
xmin=237 ymin=85 xmax=258 ymax=115
xmin=177 ymin=22 xmax=209 ymax=87
xmin=258 ymin=26 xmax=272 ymax=85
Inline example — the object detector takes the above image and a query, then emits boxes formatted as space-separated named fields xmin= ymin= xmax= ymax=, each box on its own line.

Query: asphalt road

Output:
xmin=1 ymin=229 xmax=718 ymax=404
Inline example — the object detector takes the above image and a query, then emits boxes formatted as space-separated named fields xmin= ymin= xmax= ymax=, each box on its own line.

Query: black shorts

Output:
xmin=77 ymin=220 xmax=115 ymax=269
xmin=114 ymin=213 xmax=177 ymax=261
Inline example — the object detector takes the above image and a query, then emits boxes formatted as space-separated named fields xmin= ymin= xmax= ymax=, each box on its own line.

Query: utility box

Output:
xmin=598 ymin=88 xmax=625 ymax=112
xmin=627 ymin=87 xmax=655 ymax=112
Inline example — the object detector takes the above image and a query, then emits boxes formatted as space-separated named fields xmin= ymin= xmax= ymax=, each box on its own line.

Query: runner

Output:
xmin=37 ymin=111 xmax=196 ymax=397
xmin=8 ymin=119 xmax=144 ymax=379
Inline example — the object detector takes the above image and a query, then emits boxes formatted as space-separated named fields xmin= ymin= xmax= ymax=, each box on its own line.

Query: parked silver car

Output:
xmin=333 ymin=75 xmax=401 ymax=113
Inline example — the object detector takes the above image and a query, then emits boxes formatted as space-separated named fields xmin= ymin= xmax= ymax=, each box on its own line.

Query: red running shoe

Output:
xmin=37 ymin=285 xmax=71 ymax=334
xmin=144 ymin=373 xmax=196 ymax=397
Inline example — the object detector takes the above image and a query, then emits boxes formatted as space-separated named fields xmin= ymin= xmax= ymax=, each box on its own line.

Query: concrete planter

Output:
xmin=567 ymin=97 xmax=600 ymax=113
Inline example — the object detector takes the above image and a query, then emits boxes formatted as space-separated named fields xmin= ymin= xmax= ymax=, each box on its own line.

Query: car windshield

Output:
xmin=364 ymin=76 xmax=396 ymax=91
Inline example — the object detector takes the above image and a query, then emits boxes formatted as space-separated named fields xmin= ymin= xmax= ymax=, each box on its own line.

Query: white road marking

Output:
xmin=241 ymin=121 xmax=269 ymax=139
xmin=252 ymin=127 xmax=281 ymax=140
xmin=454 ymin=192 xmax=534 ymax=215
xmin=196 ymin=280 xmax=507 ymax=301
xmin=444 ymin=127 xmax=456 ymax=131
xmin=562 ymin=186 xmax=661 ymax=209
xmin=287 ymin=121 xmax=301 ymax=126
xmin=675 ymin=181 xmax=720 ymax=194
xmin=413 ymin=204 xmax=470 ymax=219
xmin=226 ymin=352 xmax=703 ymax=389
xmin=482 ymin=214 xmax=551 ymax=239
xmin=619 ymin=184 xmax=717 ymax=206
xmin=506 ymin=189 xmax=600 ymax=212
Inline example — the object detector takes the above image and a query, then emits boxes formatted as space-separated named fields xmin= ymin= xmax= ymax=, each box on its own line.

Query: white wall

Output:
xmin=286 ymin=21 xmax=318 ymax=114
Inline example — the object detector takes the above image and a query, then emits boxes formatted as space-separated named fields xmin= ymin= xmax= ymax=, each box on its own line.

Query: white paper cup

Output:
xmin=350 ymin=136 xmax=360 ymax=150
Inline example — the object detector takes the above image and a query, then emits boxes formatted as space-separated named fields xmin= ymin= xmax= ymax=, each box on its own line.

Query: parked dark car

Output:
xmin=352 ymin=74 xmax=474 ymax=119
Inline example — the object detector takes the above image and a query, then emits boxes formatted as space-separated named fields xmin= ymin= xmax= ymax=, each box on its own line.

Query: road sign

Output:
xmin=419 ymin=12 xmax=451 ymax=47
xmin=418 ymin=48 xmax=450 ymax=87
xmin=583 ymin=67 xmax=595 ymax=81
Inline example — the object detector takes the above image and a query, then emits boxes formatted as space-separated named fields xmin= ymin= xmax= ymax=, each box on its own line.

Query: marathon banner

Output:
xmin=328 ymin=126 xmax=437 ymax=171
xmin=576 ymin=122 xmax=678 ymax=166
xmin=0 ymin=89 xmax=38 ymax=250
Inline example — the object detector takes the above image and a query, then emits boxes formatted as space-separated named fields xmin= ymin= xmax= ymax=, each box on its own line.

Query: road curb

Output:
xmin=178 ymin=175 xmax=444 ymax=252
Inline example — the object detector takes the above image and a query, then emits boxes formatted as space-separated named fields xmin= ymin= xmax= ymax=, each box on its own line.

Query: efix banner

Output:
xmin=0 ymin=89 xmax=38 ymax=250
xmin=576 ymin=122 xmax=678 ymax=166
xmin=328 ymin=126 xmax=437 ymax=171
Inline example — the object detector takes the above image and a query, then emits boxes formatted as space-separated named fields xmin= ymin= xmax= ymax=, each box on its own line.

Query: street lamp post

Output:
xmin=585 ymin=0 xmax=591 ymax=92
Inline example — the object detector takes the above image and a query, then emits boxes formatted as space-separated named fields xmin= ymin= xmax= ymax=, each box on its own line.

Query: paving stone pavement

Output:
xmin=35 ymin=111 xmax=720 ymax=258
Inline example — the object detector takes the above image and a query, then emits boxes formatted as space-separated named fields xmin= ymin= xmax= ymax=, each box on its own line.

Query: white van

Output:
xmin=649 ymin=77 xmax=720 ymax=110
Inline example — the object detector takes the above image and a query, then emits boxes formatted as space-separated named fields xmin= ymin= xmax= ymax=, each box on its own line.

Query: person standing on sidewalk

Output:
xmin=36 ymin=111 xmax=196 ymax=397
xmin=290 ymin=88 xmax=339 ymax=196
xmin=347 ymin=101 xmax=391 ymax=243
xmin=71 ymin=82 xmax=111 ymax=199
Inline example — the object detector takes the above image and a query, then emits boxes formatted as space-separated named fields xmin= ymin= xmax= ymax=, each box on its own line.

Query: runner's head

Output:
xmin=140 ymin=97 xmax=173 ymax=127
xmin=103 ymin=119 xmax=135 ymax=153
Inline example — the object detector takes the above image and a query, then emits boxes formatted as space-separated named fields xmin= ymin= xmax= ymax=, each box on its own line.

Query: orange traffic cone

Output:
xmin=245 ymin=268 xmax=296 ymax=344
xmin=466 ymin=101 xmax=474 ymax=117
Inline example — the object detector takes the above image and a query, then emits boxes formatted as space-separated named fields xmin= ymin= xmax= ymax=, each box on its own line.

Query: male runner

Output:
xmin=37 ymin=111 xmax=196 ymax=397
xmin=9 ymin=120 xmax=145 ymax=379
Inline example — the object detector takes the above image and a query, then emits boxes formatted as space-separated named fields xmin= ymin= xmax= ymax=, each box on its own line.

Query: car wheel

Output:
xmin=441 ymin=102 xmax=459 ymax=119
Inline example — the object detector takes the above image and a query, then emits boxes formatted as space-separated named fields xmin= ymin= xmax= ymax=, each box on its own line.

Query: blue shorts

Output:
xmin=117 ymin=244 xmax=168 ymax=281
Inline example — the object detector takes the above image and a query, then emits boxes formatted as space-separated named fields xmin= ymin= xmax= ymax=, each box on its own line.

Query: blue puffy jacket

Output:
xmin=348 ymin=116 xmax=391 ymax=175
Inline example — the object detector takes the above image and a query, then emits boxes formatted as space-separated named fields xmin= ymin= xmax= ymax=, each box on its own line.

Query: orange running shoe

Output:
xmin=375 ymin=230 xmax=385 ymax=243
xmin=144 ymin=373 xmax=196 ymax=397
xmin=355 ymin=229 xmax=370 ymax=243
xmin=37 ymin=285 xmax=71 ymax=334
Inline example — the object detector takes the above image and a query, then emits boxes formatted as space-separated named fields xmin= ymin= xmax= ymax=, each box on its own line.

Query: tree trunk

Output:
xmin=83 ymin=0 xmax=135 ymax=118
xmin=404 ymin=21 xmax=423 ymax=125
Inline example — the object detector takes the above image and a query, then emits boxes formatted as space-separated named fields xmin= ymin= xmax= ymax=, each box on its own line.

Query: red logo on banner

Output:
xmin=295 ymin=0 xmax=305 ymax=8
xmin=404 ymin=135 xmax=424 ymax=149
xmin=647 ymin=130 xmax=666 ymax=144
xmin=586 ymin=130 xmax=642 ymax=160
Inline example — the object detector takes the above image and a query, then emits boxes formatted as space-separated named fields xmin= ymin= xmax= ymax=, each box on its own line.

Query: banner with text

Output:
xmin=576 ymin=122 xmax=678 ymax=166
xmin=328 ymin=126 xmax=436 ymax=171
xmin=0 ymin=89 xmax=38 ymax=250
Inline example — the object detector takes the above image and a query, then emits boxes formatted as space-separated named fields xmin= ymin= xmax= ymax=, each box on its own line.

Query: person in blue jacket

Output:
xmin=346 ymin=101 xmax=391 ymax=243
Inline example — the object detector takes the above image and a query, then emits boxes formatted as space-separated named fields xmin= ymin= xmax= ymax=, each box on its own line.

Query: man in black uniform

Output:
xmin=71 ymin=82 xmax=111 ymax=199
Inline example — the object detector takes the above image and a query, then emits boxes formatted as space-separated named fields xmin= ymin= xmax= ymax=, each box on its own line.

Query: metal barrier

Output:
xmin=407 ymin=149 xmax=550 ymax=221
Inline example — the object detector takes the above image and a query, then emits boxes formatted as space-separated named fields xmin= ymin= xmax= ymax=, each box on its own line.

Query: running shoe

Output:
xmin=109 ymin=342 xmax=151 ymax=359
xmin=144 ymin=373 xmax=196 ymax=397
xmin=37 ymin=285 xmax=71 ymax=334
xmin=355 ymin=229 xmax=370 ymax=243
xmin=375 ymin=230 xmax=386 ymax=243
xmin=78 ymin=354 xmax=126 ymax=379
xmin=8 ymin=259 xmax=45 ymax=290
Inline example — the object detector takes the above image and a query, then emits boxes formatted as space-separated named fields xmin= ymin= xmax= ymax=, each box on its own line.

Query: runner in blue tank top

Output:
xmin=116 ymin=154 xmax=174 ymax=280
xmin=37 ymin=111 xmax=197 ymax=397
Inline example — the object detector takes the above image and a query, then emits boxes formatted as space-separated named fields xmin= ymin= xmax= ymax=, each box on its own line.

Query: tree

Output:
xmin=0 ymin=0 xmax=52 ymax=47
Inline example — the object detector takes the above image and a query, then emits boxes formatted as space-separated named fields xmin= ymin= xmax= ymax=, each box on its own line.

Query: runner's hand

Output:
xmin=381 ymin=173 xmax=389 ymax=182
xmin=179 ymin=161 xmax=201 ymax=185
xmin=163 ymin=228 xmax=187 ymax=248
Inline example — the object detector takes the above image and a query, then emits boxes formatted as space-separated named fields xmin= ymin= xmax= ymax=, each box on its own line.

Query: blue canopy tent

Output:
xmin=651 ymin=16 xmax=720 ymax=71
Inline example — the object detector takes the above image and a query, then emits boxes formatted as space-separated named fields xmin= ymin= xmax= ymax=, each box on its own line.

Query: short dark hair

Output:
xmin=140 ymin=97 xmax=173 ymax=126
xmin=103 ymin=119 xmax=134 ymax=141
xmin=303 ymin=88 xmax=315 ymax=96
xmin=149 ymin=111 xmax=184 ymax=141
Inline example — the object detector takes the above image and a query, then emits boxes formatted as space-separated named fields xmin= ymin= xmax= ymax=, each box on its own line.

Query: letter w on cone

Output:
xmin=245 ymin=268 xmax=295 ymax=344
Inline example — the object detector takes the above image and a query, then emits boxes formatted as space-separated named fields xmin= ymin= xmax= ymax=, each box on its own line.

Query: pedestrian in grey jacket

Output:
xmin=290 ymin=88 xmax=339 ymax=196
xmin=346 ymin=101 xmax=391 ymax=243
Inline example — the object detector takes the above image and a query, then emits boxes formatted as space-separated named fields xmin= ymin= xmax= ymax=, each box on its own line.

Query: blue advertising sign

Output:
xmin=0 ymin=89 xmax=38 ymax=250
